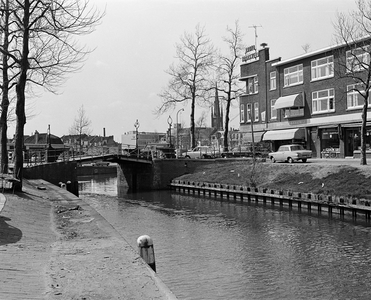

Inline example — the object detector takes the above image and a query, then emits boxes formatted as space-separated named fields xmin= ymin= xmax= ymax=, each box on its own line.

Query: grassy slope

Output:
xmin=176 ymin=160 xmax=371 ymax=200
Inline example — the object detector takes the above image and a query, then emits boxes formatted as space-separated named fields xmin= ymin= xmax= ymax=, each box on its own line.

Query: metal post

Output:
xmin=167 ymin=116 xmax=173 ymax=147
xmin=137 ymin=235 xmax=156 ymax=272
xmin=134 ymin=119 xmax=140 ymax=158
xmin=176 ymin=108 xmax=184 ymax=158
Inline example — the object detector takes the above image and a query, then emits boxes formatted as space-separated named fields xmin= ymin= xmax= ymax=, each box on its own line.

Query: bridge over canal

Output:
xmin=22 ymin=152 xmax=220 ymax=195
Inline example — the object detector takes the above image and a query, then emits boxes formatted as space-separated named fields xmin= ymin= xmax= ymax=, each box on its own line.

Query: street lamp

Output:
xmin=176 ymin=108 xmax=184 ymax=158
xmin=134 ymin=119 xmax=140 ymax=158
xmin=167 ymin=115 xmax=173 ymax=147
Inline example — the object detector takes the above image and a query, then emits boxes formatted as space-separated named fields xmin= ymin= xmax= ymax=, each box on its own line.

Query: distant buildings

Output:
xmin=239 ymin=40 xmax=371 ymax=158
xmin=62 ymin=133 xmax=120 ymax=156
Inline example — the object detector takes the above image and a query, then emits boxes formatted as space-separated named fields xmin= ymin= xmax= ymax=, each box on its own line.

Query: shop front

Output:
xmin=262 ymin=128 xmax=306 ymax=151
xmin=344 ymin=125 xmax=371 ymax=158
xmin=319 ymin=127 xmax=340 ymax=158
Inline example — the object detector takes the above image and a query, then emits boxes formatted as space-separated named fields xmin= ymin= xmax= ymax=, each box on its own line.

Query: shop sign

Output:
xmin=242 ymin=45 xmax=258 ymax=62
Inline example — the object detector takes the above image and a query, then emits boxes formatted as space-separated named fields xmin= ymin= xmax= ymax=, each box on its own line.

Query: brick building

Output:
xmin=239 ymin=41 xmax=371 ymax=158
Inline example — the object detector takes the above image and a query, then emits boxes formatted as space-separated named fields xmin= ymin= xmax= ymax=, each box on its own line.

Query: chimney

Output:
xmin=35 ymin=130 xmax=39 ymax=144
xmin=103 ymin=128 xmax=106 ymax=137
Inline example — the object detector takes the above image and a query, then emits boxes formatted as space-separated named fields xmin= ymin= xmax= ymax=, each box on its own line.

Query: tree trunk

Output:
xmin=190 ymin=97 xmax=196 ymax=149
xmin=360 ymin=97 xmax=368 ymax=165
xmin=0 ymin=91 xmax=9 ymax=174
xmin=0 ymin=0 xmax=10 ymax=174
xmin=223 ymin=96 xmax=231 ymax=152
xmin=13 ymin=0 xmax=30 ymax=190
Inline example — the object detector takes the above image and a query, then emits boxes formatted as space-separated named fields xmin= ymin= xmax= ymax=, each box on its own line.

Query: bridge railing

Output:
xmin=121 ymin=143 xmax=176 ymax=161
xmin=21 ymin=147 xmax=123 ymax=167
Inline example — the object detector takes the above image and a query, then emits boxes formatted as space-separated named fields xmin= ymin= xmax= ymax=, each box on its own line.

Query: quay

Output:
xmin=0 ymin=179 xmax=177 ymax=299
xmin=170 ymin=179 xmax=371 ymax=221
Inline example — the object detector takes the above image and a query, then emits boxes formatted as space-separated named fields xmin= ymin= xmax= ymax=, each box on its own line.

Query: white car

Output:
xmin=184 ymin=146 xmax=217 ymax=159
xmin=268 ymin=144 xmax=312 ymax=163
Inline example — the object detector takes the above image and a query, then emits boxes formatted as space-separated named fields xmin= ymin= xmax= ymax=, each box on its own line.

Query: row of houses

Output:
xmin=239 ymin=40 xmax=371 ymax=158
xmin=9 ymin=130 xmax=120 ymax=162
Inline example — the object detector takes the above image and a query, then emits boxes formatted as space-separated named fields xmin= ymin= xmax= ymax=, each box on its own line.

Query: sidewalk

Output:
xmin=0 ymin=179 xmax=177 ymax=300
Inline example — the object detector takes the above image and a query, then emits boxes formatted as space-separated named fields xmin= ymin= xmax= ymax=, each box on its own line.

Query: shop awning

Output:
xmin=244 ymin=132 xmax=264 ymax=143
xmin=263 ymin=128 xmax=305 ymax=141
xmin=274 ymin=94 xmax=303 ymax=110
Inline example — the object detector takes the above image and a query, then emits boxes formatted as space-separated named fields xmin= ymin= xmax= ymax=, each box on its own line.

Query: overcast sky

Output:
xmin=17 ymin=0 xmax=357 ymax=141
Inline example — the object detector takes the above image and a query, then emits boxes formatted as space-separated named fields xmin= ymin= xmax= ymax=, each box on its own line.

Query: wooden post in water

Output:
xmin=137 ymin=235 xmax=156 ymax=272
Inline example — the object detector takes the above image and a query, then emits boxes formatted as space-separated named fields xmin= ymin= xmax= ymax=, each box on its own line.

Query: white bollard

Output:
xmin=137 ymin=235 xmax=156 ymax=272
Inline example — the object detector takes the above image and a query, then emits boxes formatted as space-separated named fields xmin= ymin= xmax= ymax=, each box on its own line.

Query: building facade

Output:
xmin=239 ymin=41 xmax=371 ymax=158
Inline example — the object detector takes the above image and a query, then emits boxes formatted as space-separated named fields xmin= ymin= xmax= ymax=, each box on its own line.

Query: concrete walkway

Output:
xmin=0 ymin=179 xmax=177 ymax=300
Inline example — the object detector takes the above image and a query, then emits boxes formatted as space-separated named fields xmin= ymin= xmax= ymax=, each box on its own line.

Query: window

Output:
xmin=270 ymin=99 xmax=277 ymax=119
xmin=312 ymin=88 xmax=335 ymax=114
xmin=346 ymin=46 xmax=370 ymax=72
xmin=254 ymin=103 xmax=259 ymax=122
xmin=247 ymin=103 xmax=252 ymax=122
xmin=347 ymin=84 xmax=371 ymax=109
xmin=240 ymin=104 xmax=245 ymax=122
xmin=247 ymin=76 xmax=258 ymax=94
xmin=284 ymin=107 xmax=304 ymax=118
xmin=261 ymin=111 xmax=266 ymax=123
xmin=270 ymin=71 xmax=276 ymax=90
xmin=284 ymin=64 xmax=303 ymax=87
xmin=311 ymin=56 xmax=333 ymax=80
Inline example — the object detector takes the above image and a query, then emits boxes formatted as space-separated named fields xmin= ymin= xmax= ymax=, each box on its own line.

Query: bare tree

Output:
xmin=69 ymin=105 xmax=92 ymax=153
xmin=157 ymin=24 xmax=215 ymax=149
xmin=334 ymin=0 xmax=371 ymax=165
xmin=196 ymin=110 xmax=208 ymax=128
xmin=0 ymin=0 xmax=18 ymax=174
xmin=302 ymin=43 xmax=311 ymax=53
xmin=1 ymin=0 xmax=103 ymax=188
xmin=216 ymin=20 xmax=245 ymax=152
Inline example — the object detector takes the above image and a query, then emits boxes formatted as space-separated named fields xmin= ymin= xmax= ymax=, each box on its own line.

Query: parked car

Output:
xmin=268 ymin=144 xmax=312 ymax=163
xmin=184 ymin=146 xmax=217 ymax=159
xmin=221 ymin=143 xmax=270 ymax=158
xmin=231 ymin=145 xmax=251 ymax=157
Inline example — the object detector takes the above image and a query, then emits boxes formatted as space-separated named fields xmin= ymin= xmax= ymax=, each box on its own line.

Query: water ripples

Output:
xmin=80 ymin=176 xmax=371 ymax=300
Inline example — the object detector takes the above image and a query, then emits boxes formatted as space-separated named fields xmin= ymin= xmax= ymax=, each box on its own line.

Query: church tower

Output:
xmin=211 ymin=84 xmax=223 ymax=130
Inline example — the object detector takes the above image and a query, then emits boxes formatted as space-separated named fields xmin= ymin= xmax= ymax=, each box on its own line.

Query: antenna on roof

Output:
xmin=249 ymin=25 xmax=263 ymax=54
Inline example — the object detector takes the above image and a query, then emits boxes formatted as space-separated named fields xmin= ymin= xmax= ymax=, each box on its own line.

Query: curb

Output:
xmin=0 ymin=193 xmax=6 ymax=213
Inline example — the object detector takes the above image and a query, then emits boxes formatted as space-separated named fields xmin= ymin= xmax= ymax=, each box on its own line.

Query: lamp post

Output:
xmin=167 ymin=115 xmax=173 ymax=147
xmin=134 ymin=119 xmax=140 ymax=158
xmin=176 ymin=108 xmax=184 ymax=158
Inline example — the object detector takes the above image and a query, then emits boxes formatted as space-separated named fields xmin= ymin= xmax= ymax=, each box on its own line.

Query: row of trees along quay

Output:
xmin=157 ymin=0 xmax=371 ymax=166
xmin=0 ymin=0 xmax=104 ymax=191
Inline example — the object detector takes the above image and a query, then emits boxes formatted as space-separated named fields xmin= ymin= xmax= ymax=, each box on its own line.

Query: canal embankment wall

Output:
xmin=23 ymin=161 xmax=79 ymax=195
xmin=170 ymin=179 xmax=371 ymax=221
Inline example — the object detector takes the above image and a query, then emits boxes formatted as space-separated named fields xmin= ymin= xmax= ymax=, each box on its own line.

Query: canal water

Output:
xmin=79 ymin=174 xmax=371 ymax=300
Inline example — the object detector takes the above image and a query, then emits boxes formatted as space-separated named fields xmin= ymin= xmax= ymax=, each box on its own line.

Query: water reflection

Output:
xmin=80 ymin=176 xmax=371 ymax=300
xmin=78 ymin=174 xmax=117 ymax=196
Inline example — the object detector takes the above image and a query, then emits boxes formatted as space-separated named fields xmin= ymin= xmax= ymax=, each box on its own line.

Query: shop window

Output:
xmin=346 ymin=46 xmax=370 ymax=72
xmin=312 ymin=88 xmax=335 ymax=114
xmin=311 ymin=56 xmax=333 ymax=81
xmin=270 ymin=71 xmax=276 ymax=90
xmin=284 ymin=64 xmax=303 ymax=87
xmin=347 ymin=83 xmax=371 ymax=109
xmin=321 ymin=129 xmax=340 ymax=158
